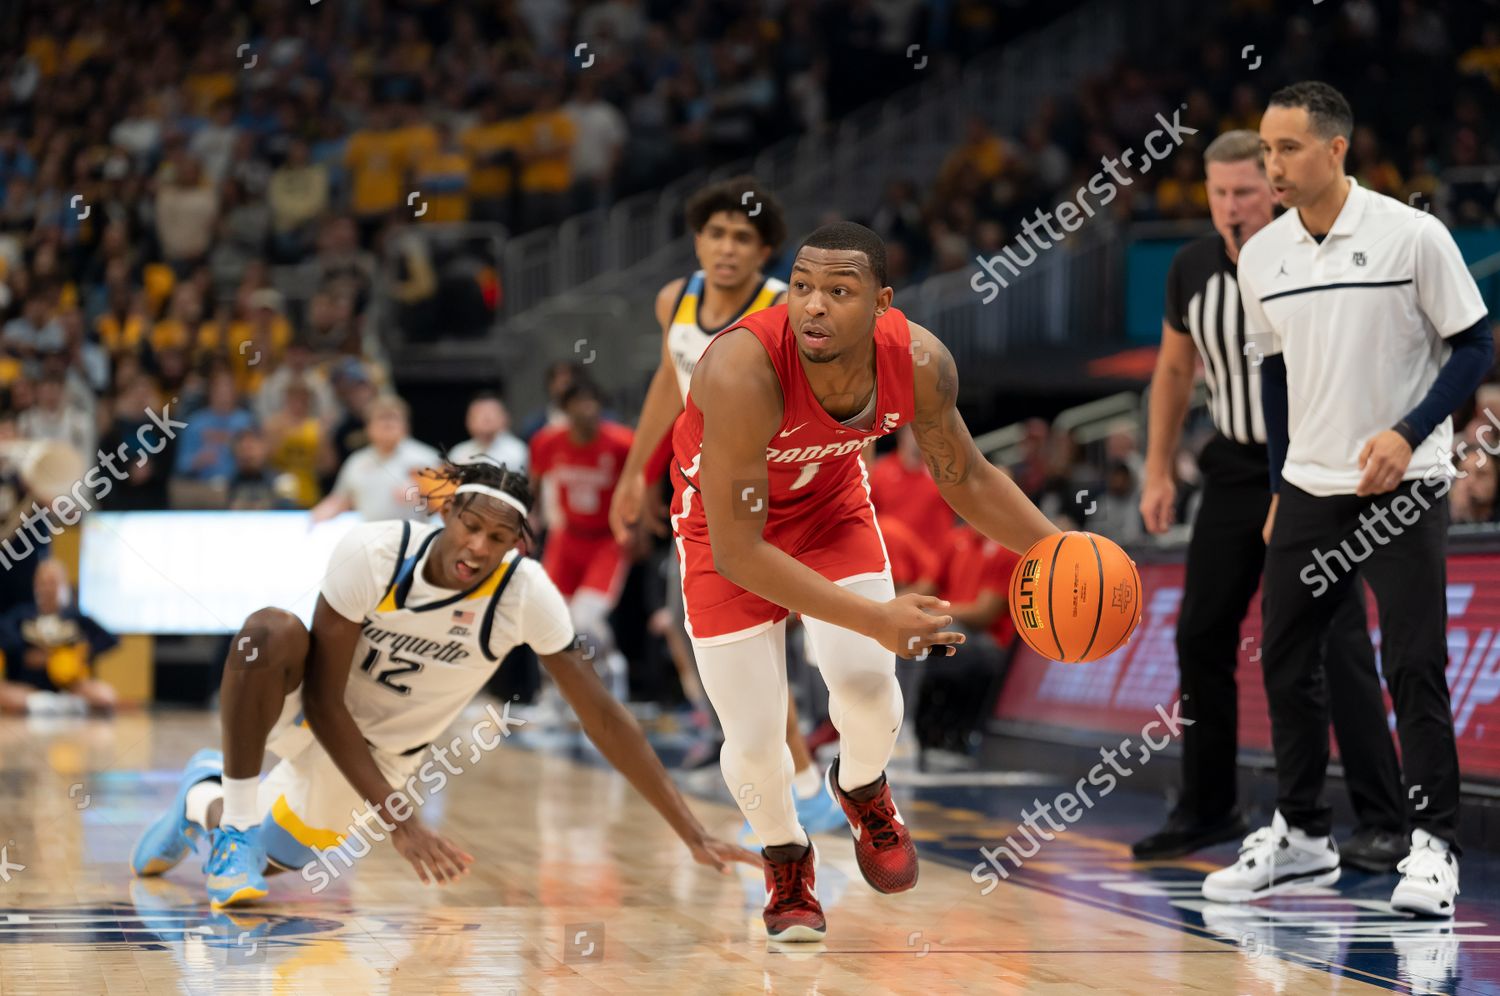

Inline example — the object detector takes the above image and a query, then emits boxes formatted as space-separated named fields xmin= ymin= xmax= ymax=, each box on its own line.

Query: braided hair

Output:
xmin=424 ymin=458 xmax=536 ymax=548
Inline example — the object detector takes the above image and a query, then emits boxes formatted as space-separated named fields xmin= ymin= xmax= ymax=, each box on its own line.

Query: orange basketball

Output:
xmin=1009 ymin=531 xmax=1142 ymax=664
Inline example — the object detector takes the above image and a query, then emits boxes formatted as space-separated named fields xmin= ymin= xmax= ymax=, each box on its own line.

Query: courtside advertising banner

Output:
xmin=996 ymin=552 xmax=1500 ymax=783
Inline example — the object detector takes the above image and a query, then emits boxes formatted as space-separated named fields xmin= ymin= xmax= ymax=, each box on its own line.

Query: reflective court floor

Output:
xmin=1 ymin=708 xmax=1497 ymax=995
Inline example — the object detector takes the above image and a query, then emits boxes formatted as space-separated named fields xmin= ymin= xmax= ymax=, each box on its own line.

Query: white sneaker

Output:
xmin=1390 ymin=829 xmax=1459 ymax=918
xmin=1393 ymin=924 xmax=1459 ymax=992
xmin=1202 ymin=811 xmax=1340 ymax=903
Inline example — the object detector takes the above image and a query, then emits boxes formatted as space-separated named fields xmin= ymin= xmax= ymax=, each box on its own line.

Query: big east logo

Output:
xmin=1016 ymin=557 xmax=1043 ymax=631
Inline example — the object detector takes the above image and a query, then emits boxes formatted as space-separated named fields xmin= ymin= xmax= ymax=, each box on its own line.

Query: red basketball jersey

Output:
xmin=671 ymin=304 xmax=916 ymax=539
xmin=530 ymin=421 xmax=634 ymax=535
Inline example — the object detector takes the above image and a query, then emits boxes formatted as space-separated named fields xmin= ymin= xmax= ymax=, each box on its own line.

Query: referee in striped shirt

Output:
xmin=1204 ymin=82 xmax=1491 ymax=917
xmin=1134 ymin=131 xmax=1404 ymax=866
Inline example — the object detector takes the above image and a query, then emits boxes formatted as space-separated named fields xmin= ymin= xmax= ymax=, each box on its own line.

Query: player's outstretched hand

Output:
xmin=873 ymin=594 xmax=966 ymax=660
xmin=689 ymin=834 xmax=761 ymax=873
xmin=391 ymin=820 xmax=475 ymax=886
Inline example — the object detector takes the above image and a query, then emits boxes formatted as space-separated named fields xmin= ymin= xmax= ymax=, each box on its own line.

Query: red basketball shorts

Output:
xmin=671 ymin=492 xmax=892 ymax=644
xmin=542 ymin=529 xmax=627 ymax=601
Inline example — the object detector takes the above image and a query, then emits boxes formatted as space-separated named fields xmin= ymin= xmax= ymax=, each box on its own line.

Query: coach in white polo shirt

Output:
xmin=1202 ymin=82 xmax=1491 ymax=918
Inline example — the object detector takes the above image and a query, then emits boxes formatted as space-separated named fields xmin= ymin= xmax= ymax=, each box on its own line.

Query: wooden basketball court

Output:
xmin=0 ymin=709 xmax=1485 ymax=994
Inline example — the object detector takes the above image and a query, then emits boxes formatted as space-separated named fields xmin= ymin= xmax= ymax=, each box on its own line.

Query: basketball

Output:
xmin=1010 ymin=531 xmax=1142 ymax=664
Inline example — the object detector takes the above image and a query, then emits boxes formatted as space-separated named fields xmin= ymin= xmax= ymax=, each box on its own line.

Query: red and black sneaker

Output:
xmin=825 ymin=756 xmax=919 ymax=894
xmin=762 ymin=842 xmax=827 ymax=942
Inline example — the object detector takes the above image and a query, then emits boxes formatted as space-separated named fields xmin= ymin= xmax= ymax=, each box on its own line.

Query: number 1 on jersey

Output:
xmin=789 ymin=462 xmax=821 ymax=491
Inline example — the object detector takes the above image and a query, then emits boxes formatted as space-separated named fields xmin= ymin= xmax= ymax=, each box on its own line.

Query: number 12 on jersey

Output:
xmin=358 ymin=647 xmax=424 ymax=695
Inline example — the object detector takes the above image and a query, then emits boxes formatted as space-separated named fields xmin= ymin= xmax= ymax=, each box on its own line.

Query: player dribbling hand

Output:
xmin=870 ymin=594 xmax=966 ymax=659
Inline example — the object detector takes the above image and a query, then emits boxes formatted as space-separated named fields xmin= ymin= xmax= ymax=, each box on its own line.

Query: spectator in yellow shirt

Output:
xmin=344 ymin=104 xmax=405 ymax=241
xmin=62 ymin=16 xmax=106 ymax=73
xmin=182 ymin=48 xmax=236 ymax=118
xmin=939 ymin=116 xmax=1010 ymax=198
xmin=23 ymin=31 xmax=59 ymax=77
xmin=515 ymin=86 xmax=576 ymax=231
xmin=151 ymin=285 xmax=204 ymax=354
xmin=412 ymin=122 xmax=471 ymax=224
xmin=96 ymin=287 xmax=149 ymax=357
xmin=389 ymin=99 xmax=439 ymax=202
xmin=463 ymin=96 xmax=521 ymax=226
xmin=1154 ymin=155 xmax=1210 ymax=219
xmin=0 ymin=561 xmax=119 ymax=715
xmin=1349 ymin=126 xmax=1404 ymax=200
xmin=199 ymin=289 xmax=291 ymax=395
xmin=394 ymin=101 xmax=440 ymax=152
xmin=1459 ymin=24 xmax=1500 ymax=90
xmin=262 ymin=379 xmax=330 ymax=507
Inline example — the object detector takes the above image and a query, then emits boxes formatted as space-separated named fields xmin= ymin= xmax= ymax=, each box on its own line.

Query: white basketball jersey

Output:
xmin=328 ymin=521 xmax=575 ymax=753
xmin=665 ymin=270 xmax=787 ymax=400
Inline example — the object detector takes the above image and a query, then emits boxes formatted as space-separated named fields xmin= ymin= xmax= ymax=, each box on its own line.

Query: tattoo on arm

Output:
xmin=911 ymin=343 xmax=974 ymax=487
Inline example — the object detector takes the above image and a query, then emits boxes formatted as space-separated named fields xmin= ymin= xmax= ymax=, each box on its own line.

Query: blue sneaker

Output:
xmin=736 ymin=778 xmax=848 ymax=844
xmin=794 ymin=784 xmax=847 ymax=836
xmin=131 ymin=748 xmax=223 ymax=877
xmin=205 ymin=825 xmax=269 ymax=909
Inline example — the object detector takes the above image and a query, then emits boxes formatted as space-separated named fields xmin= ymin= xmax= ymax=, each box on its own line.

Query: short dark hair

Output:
xmin=427 ymin=458 xmax=536 ymax=546
xmin=1268 ymin=81 xmax=1353 ymax=142
xmin=684 ymin=176 xmax=787 ymax=253
xmin=797 ymin=222 xmax=888 ymax=288
xmin=560 ymin=378 xmax=603 ymax=408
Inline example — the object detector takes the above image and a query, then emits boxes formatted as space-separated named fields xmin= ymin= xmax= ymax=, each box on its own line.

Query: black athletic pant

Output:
xmin=1261 ymin=479 xmax=1458 ymax=850
xmin=1176 ymin=435 xmax=1404 ymax=833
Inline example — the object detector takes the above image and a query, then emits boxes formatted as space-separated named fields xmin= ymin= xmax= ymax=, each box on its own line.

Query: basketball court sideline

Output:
xmin=0 ymin=710 xmax=1495 ymax=995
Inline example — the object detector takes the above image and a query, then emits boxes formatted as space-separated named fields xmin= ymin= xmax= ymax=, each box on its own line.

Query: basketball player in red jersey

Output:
xmin=670 ymin=222 xmax=1058 ymax=941
xmin=530 ymin=379 xmax=634 ymax=701
xmin=606 ymin=179 xmax=843 ymax=831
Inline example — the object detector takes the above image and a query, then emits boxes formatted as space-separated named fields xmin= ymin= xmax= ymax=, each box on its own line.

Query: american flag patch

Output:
xmin=452 ymin=609 xmax=475 ymax=624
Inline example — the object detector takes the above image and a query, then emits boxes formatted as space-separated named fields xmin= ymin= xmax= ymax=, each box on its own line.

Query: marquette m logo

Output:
xmin=1017 ymin=558 xmax=1043 ymax=631
xmin=1352 ymin=251 xmax=1367 ymax=266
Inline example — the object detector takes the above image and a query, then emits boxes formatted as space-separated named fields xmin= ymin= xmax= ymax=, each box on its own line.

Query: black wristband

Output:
xmin=1392 ymin=419 xmax=1424 ymax=449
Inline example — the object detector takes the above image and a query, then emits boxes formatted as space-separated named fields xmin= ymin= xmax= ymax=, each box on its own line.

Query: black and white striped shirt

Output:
xmin=1165 ymin=234 xmax=1266 ymax=445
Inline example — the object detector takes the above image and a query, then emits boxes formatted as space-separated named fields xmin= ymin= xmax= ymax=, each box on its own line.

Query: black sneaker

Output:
xmin=1132 ymin=808 xmax=1249 ymax=861
xmin=1340 ymin=827 xmax=1408 ymax=873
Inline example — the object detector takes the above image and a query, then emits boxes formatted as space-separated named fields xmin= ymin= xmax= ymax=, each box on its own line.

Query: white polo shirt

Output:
xmin=1240 ymin=177 xmax=1488 ymax=497
xmin=332 ymin=438 xmax=444 ymax=521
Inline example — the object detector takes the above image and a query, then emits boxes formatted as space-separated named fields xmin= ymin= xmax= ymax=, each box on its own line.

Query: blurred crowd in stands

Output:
xmin=854 ymin=1 xmax=1500 ymax=289
xmin=0 ymin=0 xmax=1011 ymax=524
xmin=0 ymin=0 xmax=1498 ymax=557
